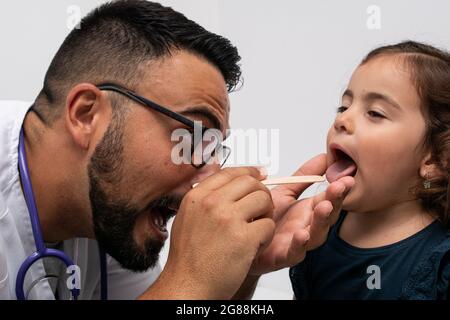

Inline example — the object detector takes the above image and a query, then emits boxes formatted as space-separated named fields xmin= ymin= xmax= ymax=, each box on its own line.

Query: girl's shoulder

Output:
xmin=400 ymin=228 xmax=450 ymax=300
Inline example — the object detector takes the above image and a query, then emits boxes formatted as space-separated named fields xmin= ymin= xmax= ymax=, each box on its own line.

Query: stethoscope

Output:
xmin=16 ymin=125 xmax=108 ymax=300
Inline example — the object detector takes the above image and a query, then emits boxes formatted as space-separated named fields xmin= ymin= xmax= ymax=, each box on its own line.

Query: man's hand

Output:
xmin=249 ymin=154 xmax=354 ymax=275
xmin=142 ymin=167 xmax=275 ymax=300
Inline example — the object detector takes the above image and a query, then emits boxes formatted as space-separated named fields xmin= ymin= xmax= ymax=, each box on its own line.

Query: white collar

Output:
xmin=0 ymin=101 xmax=55 ymax=299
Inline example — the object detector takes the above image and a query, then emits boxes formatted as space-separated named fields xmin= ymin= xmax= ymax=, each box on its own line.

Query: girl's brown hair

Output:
xmin=361 ymin=41 xmax=450 ymax=226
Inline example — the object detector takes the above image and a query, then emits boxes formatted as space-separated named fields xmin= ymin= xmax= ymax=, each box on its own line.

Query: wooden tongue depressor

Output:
xmin=192 ymin=175 xmax=325 ymax=188
xmin=261 ymin=175 xmax=325 ymax=186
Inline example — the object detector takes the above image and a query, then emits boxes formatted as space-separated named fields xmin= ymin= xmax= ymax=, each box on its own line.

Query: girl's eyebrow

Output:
xmin=365 ymin=92 xmax=402 ymax=110
xmin=342 ymin=89 xmax=353 ymax=99
xmin=342 ymin=89 xmax=401 ymax=110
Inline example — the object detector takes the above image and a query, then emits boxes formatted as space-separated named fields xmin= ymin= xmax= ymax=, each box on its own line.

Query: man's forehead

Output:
xmin=136 ymin=51 xmax=230 ymax=128
xmin=138 ymin=51 xmax=228 ymax=89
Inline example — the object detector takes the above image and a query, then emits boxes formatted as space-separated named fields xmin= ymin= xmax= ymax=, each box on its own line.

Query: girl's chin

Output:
xmin=341 ymin=189 xmax=359 ymax=212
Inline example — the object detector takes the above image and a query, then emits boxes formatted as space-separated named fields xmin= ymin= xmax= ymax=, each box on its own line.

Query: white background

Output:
xmin=1 ymin=0 xmax=449 ymax=299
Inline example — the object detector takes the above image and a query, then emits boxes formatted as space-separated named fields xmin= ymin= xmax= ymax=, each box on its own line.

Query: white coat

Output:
xmin=0 ymin=101 xmax=161 ymax=299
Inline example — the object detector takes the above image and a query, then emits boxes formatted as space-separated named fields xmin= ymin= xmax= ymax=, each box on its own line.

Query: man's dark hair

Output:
xmin=35 ymin=0 xmax=241 ymax=125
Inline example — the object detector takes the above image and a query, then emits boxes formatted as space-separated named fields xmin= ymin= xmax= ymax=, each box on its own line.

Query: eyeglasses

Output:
xmin=96 ymin=83 xmax=231 ymax=168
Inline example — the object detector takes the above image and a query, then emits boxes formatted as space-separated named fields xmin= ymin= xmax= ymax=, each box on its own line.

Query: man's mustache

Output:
xmin=147 ymin=194 xmax=183 ymax=215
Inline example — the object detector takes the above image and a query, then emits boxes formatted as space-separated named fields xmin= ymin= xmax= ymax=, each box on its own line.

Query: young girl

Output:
xmin=290 ymin=41 xmax=450 ymax=300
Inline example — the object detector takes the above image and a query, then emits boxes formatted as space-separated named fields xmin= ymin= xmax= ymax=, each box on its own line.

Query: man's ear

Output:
xmin=420 ymin=152 xmax=442 ymax=179
xmin=65 ymin=83 xmax=108 ymax=150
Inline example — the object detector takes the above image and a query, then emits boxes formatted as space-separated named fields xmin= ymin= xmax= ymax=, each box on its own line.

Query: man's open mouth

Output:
xmin=326 ymin=145 xmax=358 ymax=183
xmin=147 ymin=203 xmax=179 ymax=239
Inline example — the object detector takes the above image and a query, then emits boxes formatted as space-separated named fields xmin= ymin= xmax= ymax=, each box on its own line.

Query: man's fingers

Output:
xmin=325 ymin=176 xmax=354 ymax=224
xmin=272 ymin=154 xmax=327 ymax=198
xmin=219 ymin=175 xmax=270 ymax=202
xmin=312 ymin=176 xmax=354 ymax=217
xmin=194 ymin=167 xmax=266 ymax=191
xmin=307 ymin=200 xmax=334 ymax=250
xmin=306 ymin=176 xmax=354 ymax=250
xmin=247 ymin=218 xmax=276 ymax=249
xmin=312 ymin=180 xmax=343 ymax=207
xmin=235 ymin=190 xmax=274 ymax=221
xmin=285 ymin=229 xmax=310 ymax=266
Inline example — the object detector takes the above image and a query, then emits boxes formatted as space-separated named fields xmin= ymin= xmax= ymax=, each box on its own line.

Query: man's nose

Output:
xmin=333 ymin=110 xmax=355 ymax=134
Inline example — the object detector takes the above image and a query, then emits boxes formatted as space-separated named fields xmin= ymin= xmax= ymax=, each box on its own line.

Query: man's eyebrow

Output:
xmin=364 ymin=92 xmax=401 ymax=110
xmin=179 ymin=106 xmax=223 ymax=131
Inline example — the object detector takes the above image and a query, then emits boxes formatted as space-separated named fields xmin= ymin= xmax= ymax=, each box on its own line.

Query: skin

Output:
xmin=23 ymin=50 xmax=354 ymax=299
xmin=326 ymin=54 xmax=440 ymax=249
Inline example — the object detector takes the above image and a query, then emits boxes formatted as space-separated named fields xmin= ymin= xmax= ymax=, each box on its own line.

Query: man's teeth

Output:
xmin=153 ymin=214 xmax=165 ymax=229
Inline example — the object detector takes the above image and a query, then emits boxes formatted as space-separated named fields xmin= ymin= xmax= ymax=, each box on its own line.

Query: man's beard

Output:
xmin=87 ymin=110 xmax=180 ymax=272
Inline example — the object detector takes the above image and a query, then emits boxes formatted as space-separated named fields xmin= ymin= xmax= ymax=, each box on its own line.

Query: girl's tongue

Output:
xmin=326 ymin=158 xmax=357 ymax=183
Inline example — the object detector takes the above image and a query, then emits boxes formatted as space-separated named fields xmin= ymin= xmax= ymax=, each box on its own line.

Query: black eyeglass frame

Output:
xmin=96 ymin=83 xmax=231 ymax=168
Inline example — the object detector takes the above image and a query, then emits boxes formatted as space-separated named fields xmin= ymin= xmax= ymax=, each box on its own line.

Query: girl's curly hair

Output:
xmin=362 ymin=41 xmax=450 ymax=226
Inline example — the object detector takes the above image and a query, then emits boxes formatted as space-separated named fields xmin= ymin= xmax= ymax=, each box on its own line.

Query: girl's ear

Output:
xmin=420 ymin=152 xmax=442 ymax=179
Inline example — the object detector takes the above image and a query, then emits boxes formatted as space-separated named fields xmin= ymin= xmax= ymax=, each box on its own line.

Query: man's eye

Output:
xmin=368 ymin=110 xmax=385 ymax=118
xmin=337 ymin=106 xmax=348 ymax=113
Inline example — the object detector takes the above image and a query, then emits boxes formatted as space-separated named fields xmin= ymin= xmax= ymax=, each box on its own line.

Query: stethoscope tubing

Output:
xmin=16 ymin=127 xmax=81 ymax=300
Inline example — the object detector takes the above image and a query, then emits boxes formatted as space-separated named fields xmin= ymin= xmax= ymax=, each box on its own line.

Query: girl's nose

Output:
xmin=333 ymin=110 xmax=355 ymax=134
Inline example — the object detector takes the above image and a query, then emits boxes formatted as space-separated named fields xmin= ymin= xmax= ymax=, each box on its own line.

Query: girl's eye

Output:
xmin=337 ymin=106 xmax=348 ymax=113
xmin=367 ymin=110 xmax=385 ymax=118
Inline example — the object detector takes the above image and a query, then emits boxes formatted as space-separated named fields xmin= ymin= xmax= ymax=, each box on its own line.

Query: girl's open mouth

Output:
xmin=326 ymin=146 xmax=358 ymax=182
